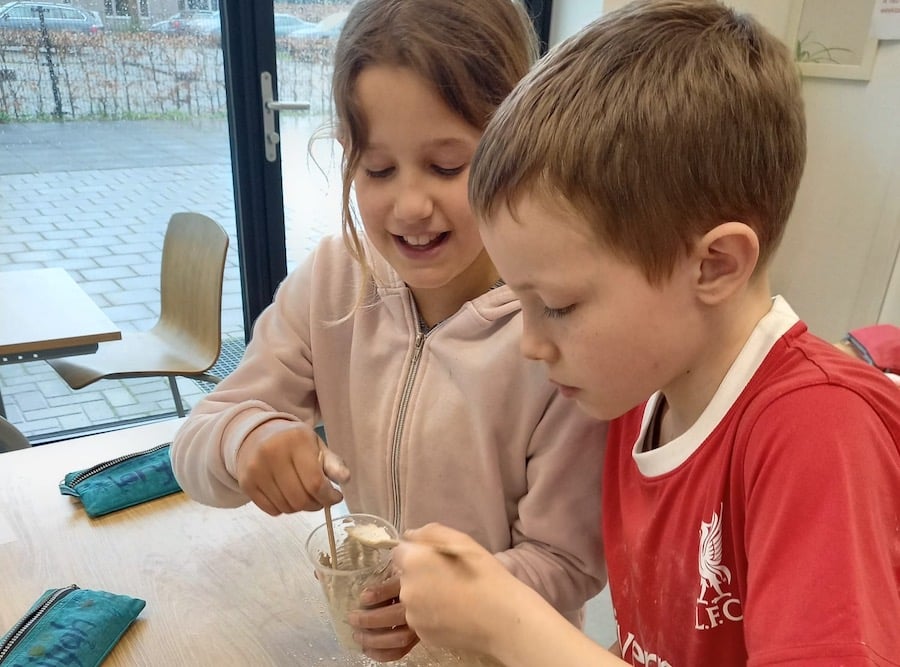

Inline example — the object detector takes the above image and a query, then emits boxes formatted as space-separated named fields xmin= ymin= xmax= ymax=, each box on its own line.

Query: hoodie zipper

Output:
xmin=0 ymin=585 xmax=78 ymax=662
xmin=389 ymin=331 xmax=426 ymax=528
xmin=386 ymin=279 xmax=506 ymax=527
xmin=61 ymin=443 xmax=170 ymax=488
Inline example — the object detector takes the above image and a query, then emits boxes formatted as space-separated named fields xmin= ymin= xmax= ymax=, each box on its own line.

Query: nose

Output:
xmin=520 ymin=313 xmax=557 ymax=364
xmin=393 ymin=174 xmax=433 ymax=223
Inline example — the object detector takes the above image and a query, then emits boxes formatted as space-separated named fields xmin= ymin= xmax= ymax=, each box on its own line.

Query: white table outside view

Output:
xmin=0 ymin=267 xmax=121 ymax=417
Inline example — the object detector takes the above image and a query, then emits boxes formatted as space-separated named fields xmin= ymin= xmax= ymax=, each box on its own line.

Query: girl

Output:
xmin=170 ymin=0 xmax=607 ymax=662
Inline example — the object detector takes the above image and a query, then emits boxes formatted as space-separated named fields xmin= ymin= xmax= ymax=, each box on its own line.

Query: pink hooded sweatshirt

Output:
xmin=171 ymin=235 xmax=607 ymax=620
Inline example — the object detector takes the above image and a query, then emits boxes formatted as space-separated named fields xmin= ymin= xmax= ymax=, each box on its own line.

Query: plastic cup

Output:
xmin=305 ymin=512 xmax=398 ymax=651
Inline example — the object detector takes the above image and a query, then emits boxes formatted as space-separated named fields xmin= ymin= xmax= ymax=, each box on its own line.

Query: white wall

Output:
xmin=551 ymin=0 xmax=900 ymax=340
xmin=548 ymin=1 xmax=603 ymax=46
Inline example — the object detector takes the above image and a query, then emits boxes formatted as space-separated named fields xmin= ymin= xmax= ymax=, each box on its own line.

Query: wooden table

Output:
xmin=0 ymin=419 xmax=485 ymax=666
xmin=0 ymin=268 xmax=121 ymax=416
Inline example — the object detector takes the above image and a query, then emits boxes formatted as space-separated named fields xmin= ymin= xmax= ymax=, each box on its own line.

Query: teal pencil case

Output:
xmin=59 ymin=443 xmax=182 ymax=518
xmin=0 ymin=585 xmax=145 ymax=666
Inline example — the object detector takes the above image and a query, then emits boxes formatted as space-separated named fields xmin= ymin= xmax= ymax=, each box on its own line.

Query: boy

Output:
xmin=393 ymin=1 xmax=900 ymax=665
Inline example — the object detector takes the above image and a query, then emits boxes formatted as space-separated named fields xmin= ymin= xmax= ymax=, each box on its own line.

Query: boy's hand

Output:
xmin=394 ymin=523 xmax=520 ymax=657
xmin=347 ymin=574 xmax=420 ymax=662
xmin=235 ymin=420 xmax=349 ymax=515
xmin=397 ymin=524 xmax=620 ymax=667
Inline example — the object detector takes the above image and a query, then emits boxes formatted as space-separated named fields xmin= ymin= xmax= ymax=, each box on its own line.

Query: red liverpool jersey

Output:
xmin=604 ymin=299 xmax=900 ymax=666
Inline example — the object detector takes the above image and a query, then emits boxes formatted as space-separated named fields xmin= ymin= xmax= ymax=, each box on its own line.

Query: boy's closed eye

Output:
xmin=514 ymin=291 xmax=578 ymax=320
xmin=543 ymin=304 xmax=576 ymax=319
xmin=431 ymin=163 xmax=465 ymax=177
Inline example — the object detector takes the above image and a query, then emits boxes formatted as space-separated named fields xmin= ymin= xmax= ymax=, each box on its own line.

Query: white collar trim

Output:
xmin=632 ymin=296 xmax=799 ymax=477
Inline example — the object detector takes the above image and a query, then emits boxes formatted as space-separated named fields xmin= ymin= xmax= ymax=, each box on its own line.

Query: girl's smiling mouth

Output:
xmin=396 ymin=232 xmax=450 ymax=253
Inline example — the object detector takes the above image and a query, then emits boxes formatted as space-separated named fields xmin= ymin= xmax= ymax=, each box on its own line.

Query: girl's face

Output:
xmin=352 ymin=65 xmax=496 ymax=323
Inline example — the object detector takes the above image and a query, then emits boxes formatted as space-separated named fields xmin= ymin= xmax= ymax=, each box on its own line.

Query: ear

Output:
xmin=693 ymin=222 xmax=759 ymax=305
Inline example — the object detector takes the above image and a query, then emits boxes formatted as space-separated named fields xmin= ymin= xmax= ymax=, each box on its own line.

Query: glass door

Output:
xmin=272 ymin=1 xmax=348 ymax=271
xmin=0 ymin=0 xmax=285 ymax=441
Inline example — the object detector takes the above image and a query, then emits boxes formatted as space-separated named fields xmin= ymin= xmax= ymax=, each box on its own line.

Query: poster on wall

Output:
xmin=871 ymin=0 xmax=900 ymax=39
xmin=788 ymin=0 xmax=879 ymax=80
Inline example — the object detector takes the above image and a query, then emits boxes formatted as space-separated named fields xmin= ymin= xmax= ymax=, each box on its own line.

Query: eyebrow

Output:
xmin=426 ymin=137 xmax=473 ymax=149
xmin=364 ymin=137 xmax=474 ymax=152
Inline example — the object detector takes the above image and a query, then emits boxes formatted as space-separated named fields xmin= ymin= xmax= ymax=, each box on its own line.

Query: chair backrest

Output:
xmin=153 ymin=212 xmax=230 ymax=367
xmin=0 ymin=416 xmax=30 ymax=452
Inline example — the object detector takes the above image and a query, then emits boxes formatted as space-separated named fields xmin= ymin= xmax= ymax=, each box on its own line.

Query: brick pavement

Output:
xmin=0 ymin=116 xmax=341 ymax=442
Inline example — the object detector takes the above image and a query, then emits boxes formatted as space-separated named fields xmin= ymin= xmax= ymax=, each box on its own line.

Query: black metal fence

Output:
xmin=0 ymin=30 xmax=334 ymax=121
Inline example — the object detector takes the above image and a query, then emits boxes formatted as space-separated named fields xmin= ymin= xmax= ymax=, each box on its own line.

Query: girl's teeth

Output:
xmin=404 ymin=234 xmax=439 ymax=246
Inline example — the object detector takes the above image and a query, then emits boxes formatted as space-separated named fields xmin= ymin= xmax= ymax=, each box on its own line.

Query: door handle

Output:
xmin=260 ymin=71 xmax=310 ymax=162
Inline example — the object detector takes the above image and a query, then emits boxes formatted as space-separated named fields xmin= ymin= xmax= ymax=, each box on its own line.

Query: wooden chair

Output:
xmin=0 ymin=416 xmax=30 ymax=452
xmin=48 ymin=212 xmax=230 ymax=417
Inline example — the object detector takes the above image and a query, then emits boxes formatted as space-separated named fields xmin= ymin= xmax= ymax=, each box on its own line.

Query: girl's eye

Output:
xmin=364 ymin=167 xmax=394 ymax=179
xmin=543 ymin=304 xmax=576 ymax=319
xmin=432 ymin=164 xmax=465 ymax=177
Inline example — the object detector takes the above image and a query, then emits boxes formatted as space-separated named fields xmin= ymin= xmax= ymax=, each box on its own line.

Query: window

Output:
xmin=178 ymin=0 xmax=219 ymax=11
xmin=104 ymin=0 xmax=149 ymax=17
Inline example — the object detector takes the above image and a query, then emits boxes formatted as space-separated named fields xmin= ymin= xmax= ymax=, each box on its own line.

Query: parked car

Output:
xmin=185 ymin=11 xmax=220 ymax=36
xmin=286 ymin=10 xmax=346 ymax=40
xmin=193 ymin=13 xmax=314 ymax=39
xmin=273 ymin=13 xmax=314 ymax=38
xmin=0 ymin=1 xmax=103 ymax=34
xmin=147 ymin=9 xmax=217 ymax=35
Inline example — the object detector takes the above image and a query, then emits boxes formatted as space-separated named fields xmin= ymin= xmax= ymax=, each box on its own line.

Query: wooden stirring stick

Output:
xmin=317 ymin=449 xmax=339 ymax=569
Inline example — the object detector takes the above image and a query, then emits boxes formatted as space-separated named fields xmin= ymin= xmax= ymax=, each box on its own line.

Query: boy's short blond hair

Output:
xmin=471 ymin=0 xmax=806 ymax=283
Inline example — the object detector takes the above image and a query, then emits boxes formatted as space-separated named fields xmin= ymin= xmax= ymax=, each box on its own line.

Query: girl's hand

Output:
xmin=235 ymin=420 xmax=349 ymax=515
xmin=347 ymin=574 xmax=420 ymax=662
xmin=394 ymin=523 xmax=522 ymax=658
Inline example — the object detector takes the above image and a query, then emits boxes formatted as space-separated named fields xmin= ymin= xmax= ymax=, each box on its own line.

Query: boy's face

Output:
xmin=481 ymin=194 xmax=703 ymax=421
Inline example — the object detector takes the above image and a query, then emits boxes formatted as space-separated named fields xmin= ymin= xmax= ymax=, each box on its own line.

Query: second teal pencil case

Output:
xmin=0 ymin=585 xmax=145 ymax=666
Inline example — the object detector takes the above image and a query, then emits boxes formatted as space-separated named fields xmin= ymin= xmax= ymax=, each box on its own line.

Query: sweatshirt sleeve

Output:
xmin=169 ymin=249 xmax=320 ymax=507
xmin=494 ymin=393 xmax=608 ymax=622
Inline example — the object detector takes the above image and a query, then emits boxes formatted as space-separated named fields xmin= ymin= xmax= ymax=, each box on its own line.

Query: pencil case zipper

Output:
xmin=62 ymin=443 xmax=170 ymax=487
xmin=0 ymin=585 xmax=78 ymax=662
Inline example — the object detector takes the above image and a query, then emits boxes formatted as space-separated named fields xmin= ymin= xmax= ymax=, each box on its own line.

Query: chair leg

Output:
xmin=168 ymin=377 xmax=185 ymax=418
